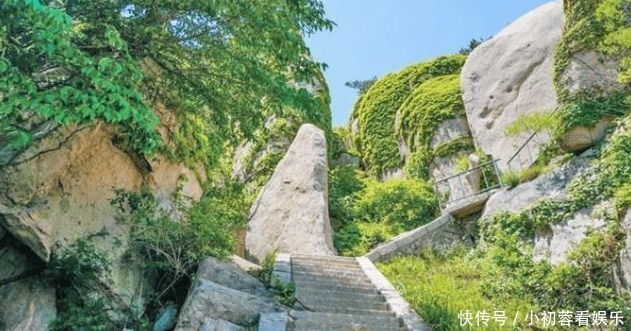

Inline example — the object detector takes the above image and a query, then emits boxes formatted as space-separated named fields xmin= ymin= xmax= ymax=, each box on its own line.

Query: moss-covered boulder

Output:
xmin=349 ymin=55 xmax=473 ymax=181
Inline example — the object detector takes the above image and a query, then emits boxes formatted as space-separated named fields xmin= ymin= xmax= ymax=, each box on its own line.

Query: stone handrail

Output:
xmin=364 ymin=214 xmax=457 ymax=262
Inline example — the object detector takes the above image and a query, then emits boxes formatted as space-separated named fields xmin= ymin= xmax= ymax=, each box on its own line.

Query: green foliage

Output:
xmin=397 ymin=74 xmax=465 ymax=152
xmin=344 ymin=77 xmax=378 ymax=95
xmin=402 ymin=147 xmax=432 ymax=180
xmin=351 ymin=54 xmax=466 ymax=176
xmin=504 ymin=112 xmax=560 ymax=136
xmin=458 ymin=37 xmax=487 ymax=55
xmin=328 ymin=165 xmax=366 ymax=227
xmin=332 ymin=177 xmax=438 ymax=256
xmin=271 ymin=280 xmax=297 ymax=307
xmin=0 ymin=0 xmax=160 ymax=155
xmin=378 ymin=248 xmax=537 ymax=331
xmin=553 ymin=0 xmax=631 ymax=135
xmin=597 ymin=0 xmax=631 ymax=83
xmin=48 ymin=237 xmax=149 ymax=330
xmin=354 ymin=179 xmax=438 ymax=228
xmin=554 ymin=0 xmax=608 ymax=102
xmin=557 ymin=90 xmax=629 ymax=132
xmin=111 ymin=181 xmax=250 ymax=307
xmin=49 ymin=238 xmax=113 ymax=331
xmin=1 ymin=0 xmax=333 ymax=171
xmin=501 ymin=164 xmax=547 ymax=189
xmin=432 ymin=138 xmax=474 ymax=159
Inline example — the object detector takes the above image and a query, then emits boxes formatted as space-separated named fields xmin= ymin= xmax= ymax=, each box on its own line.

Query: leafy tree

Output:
xmin=345 ymin=76 xmax=377 ymax=95
xmin=1 ymin=0 xmax=334 ymax=167
xmin=458 ymin=37 xmax=487 ymax=55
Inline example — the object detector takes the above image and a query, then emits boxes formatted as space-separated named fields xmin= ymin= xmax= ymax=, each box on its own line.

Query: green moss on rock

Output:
xmin=350 ymin=54 xmax=466 ymax=177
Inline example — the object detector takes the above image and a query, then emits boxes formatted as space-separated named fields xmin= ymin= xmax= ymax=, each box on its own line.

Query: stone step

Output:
xmin=294 ymin=281 xmax=381 ymax=296
xmin=292 ymin=269 xmax=371 ymax=282
xmin=295 ymin=288 xmax=385 ymax=302
xmin=292 ymin=265 xmax=366 ymax=276
xmin=288 ymin=325 xmax=406 ymax=331
xmin=294 ymin=278 xmax=377 ymax=292
xmin=291 ymin=255 xmax=358 ymax=263
xmin=288 ymin=311 xmax=402 ymax=329
xmin=291 ymin=264 xmax=364 ymax=274
xmin=292 ymin=257 xmax=360 ymax=268
xmin=310 ymin=306 xmax=394 ymax=317
xmin=293 ymin=277 xmax=374 ymax=290
xmin=297 ymin=295 xmax=389 ymax=311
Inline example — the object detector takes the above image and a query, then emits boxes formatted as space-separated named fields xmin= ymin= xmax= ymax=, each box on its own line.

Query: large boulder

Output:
xmin=195 ymin=257 xmax=270 ymax=298
xmin=533 ymin=202 xmax=609 ymax=263
xmin=0 ymin=119 xmax=204 ymax=313
xmin=482 ymin=152 xmax=609 ymax=265
xmin=482 ymin=154 xmax=592 ymax=219
xmin=245 ymin=124 xmax=335 ymax=263
xmin=0 ymin=237 xmax=56 ymax=331
xmin=174 ymin=260 xmax=281 ymax=331
xmin=461 ymin=1 xmax=563 ymax=171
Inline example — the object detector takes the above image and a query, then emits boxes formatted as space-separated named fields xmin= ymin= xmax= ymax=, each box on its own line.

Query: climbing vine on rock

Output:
xmin=350 ymin=54 xmax=466 ymax=177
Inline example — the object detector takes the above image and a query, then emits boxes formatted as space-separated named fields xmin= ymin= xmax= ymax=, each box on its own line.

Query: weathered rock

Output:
xmin=533 ymin=202 xmax=609 ymax=264
xmin=230 ymin=255 xmax=262 ymax=273
xmin=174 ymin=279 xmax=280 ymax=330
xmin=615 ymin=209 xmax=631 ymax=294
xmin=330 ymin=153 xmax=361 ymax=168
xmin=246 ymin=124 xmax=335 ymax=263
xmin=431 ymin=152 xmax=479 ymax=204
xmin=196 ymin=257 xmax=271 ymax=298
xmin=0 ymin=121 xmax=204 ymax=315
xmin=563 ymin=51 xmax=622 ymax=95
xmin=461 ymin=1 xmax=563 ymax=171
xmin=430 ymin=117 xmax=471 ymax=149
xmin=0 ymin=124 xmax=202 ymax=262
xmin=0 ymin=238 xmax=55 ymax=331
xmin=560 ymin=118 xmax=610 ymax=152
xmin=199 ymin=318 xmax=244 ymax=331
xmin=482 ymin=154 xmax=593 ymax=219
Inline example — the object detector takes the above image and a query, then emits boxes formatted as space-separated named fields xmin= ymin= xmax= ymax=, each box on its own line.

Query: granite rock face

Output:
xmin=0 ymin=238 xmax=55 ymax=331
xmin=461 ymin=1 xmax=563 ymax=170
xmin=174 ymin=258 xmax=281 ymax=331
xmin=246 ymin=124 xmax=335 ymax=263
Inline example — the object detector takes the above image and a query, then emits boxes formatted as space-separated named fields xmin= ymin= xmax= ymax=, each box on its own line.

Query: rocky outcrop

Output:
xmin=0 ymin=118 xmax=204 ymax=316
xmin=482 ymin=154 xmax=593 ymax=219
xmin=615 ymin=209 xmax=631 ymax=294
xmin=0 ymin=123 xmax=203 ymax=263
xmin=245 ymin=124 xmax=335 ymax=263
xmin=0 ymin=237 xmax=55 ymax=331
xmin=482 ymin=151 xmax=609 ymax=264
xmin=175 ymin=258 xmax=281 ymax=330
xmin=461 ymin=1 xmax=563 ymax=171
xmin=562 ymin=51 xmax=622 ymax=96
xmin=533 ymin=202 xmax=609 ymax=263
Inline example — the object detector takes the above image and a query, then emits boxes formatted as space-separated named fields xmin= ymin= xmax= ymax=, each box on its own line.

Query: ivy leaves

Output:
xmin=1 ymin=0 xmax=333 ymax=166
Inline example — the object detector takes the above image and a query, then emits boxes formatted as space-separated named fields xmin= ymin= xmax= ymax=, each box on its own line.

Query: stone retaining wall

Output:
xmin=364 ymin=214 xmax=463 ymax=262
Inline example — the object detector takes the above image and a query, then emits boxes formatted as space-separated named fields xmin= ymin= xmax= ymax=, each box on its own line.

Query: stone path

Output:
xmin=263 ymin=254 xmax=429 ymax=330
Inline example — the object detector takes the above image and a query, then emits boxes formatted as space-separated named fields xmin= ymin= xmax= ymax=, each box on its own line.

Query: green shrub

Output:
xmin=333 ymin=178 xmax=438 ymax=256
xmin=501 ymin=171 xmax=520 ymax=188
xmin=328 ymin=165 xmax=366 ymax=227
xmin=504 ymin=111 xmax=560 ymax=136
xmin=335 ymin=221 xmax=399 ymax=256
xmin=111 ymin=180 xmax=249 ymax=309
xmin=354 ymin=178 xmax=438 ymax=228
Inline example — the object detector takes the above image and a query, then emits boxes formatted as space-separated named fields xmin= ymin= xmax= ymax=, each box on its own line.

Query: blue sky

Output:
xmin=306 ymin=0 xmax=554 ymax=126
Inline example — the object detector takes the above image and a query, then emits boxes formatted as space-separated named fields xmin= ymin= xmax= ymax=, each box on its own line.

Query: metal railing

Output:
xmin=506 ymin=130 xmax=552 ymax=172
xmin=434 ymin=159 xmax=503 ymax=208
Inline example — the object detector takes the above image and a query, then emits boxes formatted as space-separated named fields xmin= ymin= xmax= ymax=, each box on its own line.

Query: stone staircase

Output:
xmin=261 ymin=254 xmax=429 ymax=330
